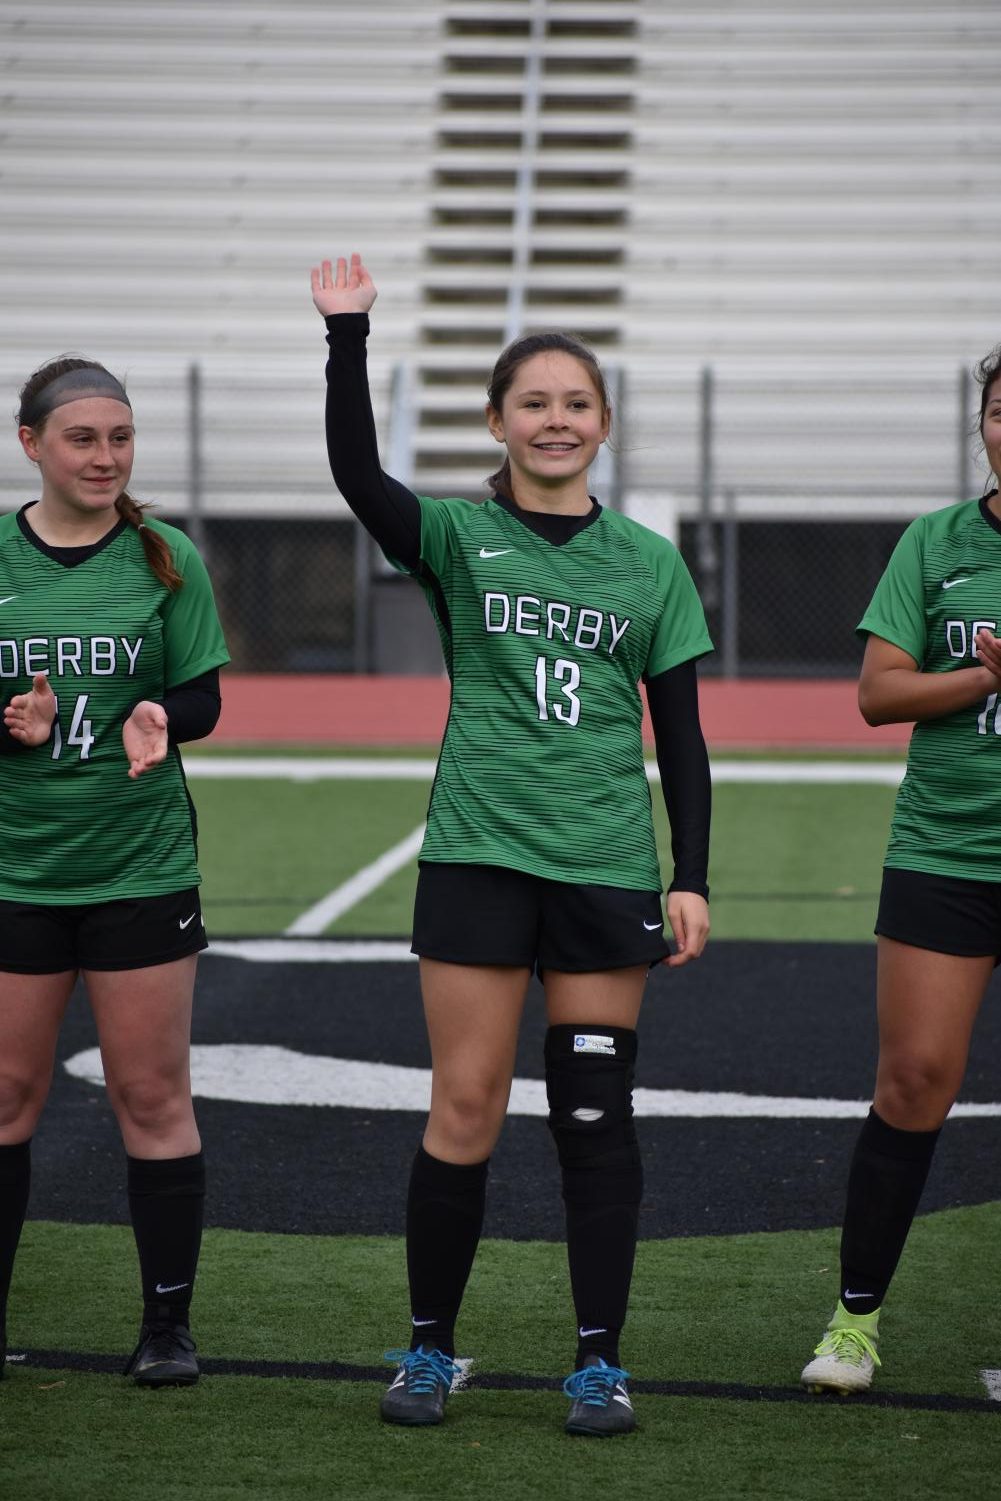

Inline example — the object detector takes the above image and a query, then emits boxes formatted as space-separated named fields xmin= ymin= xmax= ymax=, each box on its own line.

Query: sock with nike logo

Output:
xmin=839 ymin=1107 xmax=940 ymax=1316
xmin=405 ymin=1146 xmax=488 ymax=1358
xmin=545 ymin=1025 xmax=641 ymax=1370
xmin=127 ymin=1151 xmax=205 ymax=1328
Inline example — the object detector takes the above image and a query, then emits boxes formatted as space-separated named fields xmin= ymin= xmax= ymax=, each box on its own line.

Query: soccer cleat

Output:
xmin=380 ymin=1345 xmax=457 ymax=1426
xmin=563 ymin=1354 xmax=636 ymax=1436
xmin=801 ymin=1303 xmax=881 ymax=1394
xmin=124 ymin=1321 xmax=199 ymax=1388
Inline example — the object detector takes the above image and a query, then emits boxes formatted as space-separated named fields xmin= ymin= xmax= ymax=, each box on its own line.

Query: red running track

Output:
xmin=214 ymin=674 xmax=910 ymax=751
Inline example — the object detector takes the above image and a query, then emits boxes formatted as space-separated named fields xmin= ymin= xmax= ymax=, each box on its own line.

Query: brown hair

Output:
xmin=484 ymin=330 xmax=611 ymax=496
xmin=975 ymin=345 xmax=1001 ymax=437
xmin=17 ymin=356 xmax=182 ymax=591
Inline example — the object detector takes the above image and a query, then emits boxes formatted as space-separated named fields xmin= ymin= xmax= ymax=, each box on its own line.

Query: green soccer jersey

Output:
xmin=0 ymin=508 xmax=229 ymax=903
xmin=858 ymin=493 xmax=1001 ymax=881
xmin=389 ymin=495 xmax=713 ymax=890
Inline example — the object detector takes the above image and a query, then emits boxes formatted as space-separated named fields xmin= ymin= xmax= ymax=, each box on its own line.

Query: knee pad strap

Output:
xmin=544 ymin=1023 xmax=639 ymax=1168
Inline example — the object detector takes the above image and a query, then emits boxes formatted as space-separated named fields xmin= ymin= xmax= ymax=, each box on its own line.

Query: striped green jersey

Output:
xmin=390 ymin=495 xmax=713 ymax=889
xmin=0 ymin=508 xmax=229 ymax=903
xmin=858 ymin=493 xmax=1001 ymax=881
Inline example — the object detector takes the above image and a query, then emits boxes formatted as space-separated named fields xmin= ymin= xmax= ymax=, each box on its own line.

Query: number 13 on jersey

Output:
xmin=535 ymin=654 xmax=581 ymax=726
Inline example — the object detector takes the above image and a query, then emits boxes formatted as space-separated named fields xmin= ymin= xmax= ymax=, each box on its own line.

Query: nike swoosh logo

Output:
xmin=643 ymin=920 xmax=663 ymax=931
xmin=179 ymin=913 xmax=198 ymax=930
xmin=155 ymin=1281 xmax=189 ymax=1295
xmin=942 ymin=577 xmax=971 ymax=589
xmin=578 ymin=1327 xmax=607 ymax=1338
xmin=411 ymin=1318 xmax=437 ymax=1327
xmin=842 ymin=1290 xmax=871 ymax=1300
xmin=0 ymin=597 xmax=16 ymax=606
xmin=479 ymin=547 xmax=513 ymax=559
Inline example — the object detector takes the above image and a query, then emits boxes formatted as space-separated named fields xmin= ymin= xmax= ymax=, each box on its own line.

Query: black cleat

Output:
xmin=124 ymin=1321 xmax=199 ymax=1388
xmin=563 ymin=1355 xmax=636 ymax=1437
xmin=380 ymin=1345 xmax=457 ymax=1426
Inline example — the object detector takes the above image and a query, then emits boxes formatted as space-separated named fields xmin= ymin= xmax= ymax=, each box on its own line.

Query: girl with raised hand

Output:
xmin=312 ymin=254 xmax=712 ymax=1436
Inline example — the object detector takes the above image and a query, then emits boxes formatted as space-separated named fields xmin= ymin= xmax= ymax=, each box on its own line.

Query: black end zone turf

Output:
xmin=31 ymin=941 xmax=1001 ymax=1239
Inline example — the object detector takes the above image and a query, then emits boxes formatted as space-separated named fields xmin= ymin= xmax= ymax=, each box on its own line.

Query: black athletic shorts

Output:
xmin=412 ymin=861 xmax=672 ymax=972
xmin=875 ymin=866 xmax=1001 ymax=960
xmin=0 ymin=887 xmax=208 ymax=974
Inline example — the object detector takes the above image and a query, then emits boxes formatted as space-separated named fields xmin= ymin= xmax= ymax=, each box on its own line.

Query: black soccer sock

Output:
xmin=545 ymin=1025 xmax=643 ymax=1371
xmin=405 ymin=1145 xmax=488 ymax=1358
xmin=0 ymin=1140 xmax=31 ymax=1336
xmin=127 ymin=1151 xmax=205 ymax=1328
xmin=839 ymin=1107 xmax=941 ymax=1316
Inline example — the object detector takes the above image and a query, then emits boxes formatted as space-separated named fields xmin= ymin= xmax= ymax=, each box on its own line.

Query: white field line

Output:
xmin=208 ymin=939 xmax=416 ymax=963
xmin=980 ymin=1370 xmax=1001 ymax=1401
xmin=194 ymin=756 xmax=903 ymax=934
xmin=64 ymin=1042 xmax=1001 ymax=1121
xmin=284 ymin=823 xmax=427 ymax=936
xmin=184 ymin=756 xmax=906 ymax=786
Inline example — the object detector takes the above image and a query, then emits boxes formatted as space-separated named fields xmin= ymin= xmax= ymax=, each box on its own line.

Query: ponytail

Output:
xmin=485 ymin=456 xmax=513 ymax=497
xmin=115 ymin=492 xmax=183 ymax=591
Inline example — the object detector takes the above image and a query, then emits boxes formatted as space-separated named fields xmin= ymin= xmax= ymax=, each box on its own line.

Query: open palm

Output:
xmin=123 ymin=700 xmax=168 ymax=779
xmin=4 ymin=672 xmax=57 ymax=747
xmin=310 ymin=254 xmax=377 ymax=317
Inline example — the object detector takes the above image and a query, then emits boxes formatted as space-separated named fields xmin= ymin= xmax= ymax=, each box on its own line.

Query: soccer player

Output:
xmin=801 ymin=345 xmax=1001 ymax=1394
xmin=311 ymin=255 xmax=713 ymax=1435
xmin=0 ymin=357 xmax=229 ymax=1387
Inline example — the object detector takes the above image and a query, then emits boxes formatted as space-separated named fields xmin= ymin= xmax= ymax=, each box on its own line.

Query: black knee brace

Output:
xmin=544 ymin=1024 xmax=642 ymax=1204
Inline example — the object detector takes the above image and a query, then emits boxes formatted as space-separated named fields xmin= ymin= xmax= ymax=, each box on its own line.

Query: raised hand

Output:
xmin=123 ymin=700 xmax=168 ymax=779
xmin=310 ymin=254 xmax=377 ymax=317
xmin=4 ymin=672 xmax=57 ymax=747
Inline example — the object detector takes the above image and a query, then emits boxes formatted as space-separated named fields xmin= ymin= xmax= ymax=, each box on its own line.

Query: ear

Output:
xmin=485 ymin=402 xmax=506 ymax=444
xmin=18 ymin=425 xmax=41 ymax=464
xmin=599 ymin=405 xmax=612 ymax=444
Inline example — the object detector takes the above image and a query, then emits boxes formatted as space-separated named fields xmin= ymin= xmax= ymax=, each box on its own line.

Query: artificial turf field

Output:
xmin=6 ymin=752 xmax=1001 ymax=1501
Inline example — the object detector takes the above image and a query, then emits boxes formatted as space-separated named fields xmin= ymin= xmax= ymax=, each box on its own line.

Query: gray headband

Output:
xmin=20 ymin=367 xmax=131 ymax=428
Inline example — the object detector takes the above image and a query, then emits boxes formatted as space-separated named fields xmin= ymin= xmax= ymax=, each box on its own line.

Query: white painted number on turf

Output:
xmin=535 ymin=655 xmax=581 ymax=726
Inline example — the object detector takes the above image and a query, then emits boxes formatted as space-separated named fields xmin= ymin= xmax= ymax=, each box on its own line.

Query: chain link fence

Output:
xmin=1 ymin=362 xmax=989 ymax=677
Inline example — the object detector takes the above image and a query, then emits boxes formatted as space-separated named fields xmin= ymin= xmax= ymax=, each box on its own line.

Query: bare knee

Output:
xmin=428 ymin=1078 xmax=508 ymax=1159
xmin=875 ymin=1054 xmax=959 ymax=1129
xmin=0 ymin=1071 xmax=50 ymax=1138
xmin=106 ymin=1072 xmax=194 ymax=1142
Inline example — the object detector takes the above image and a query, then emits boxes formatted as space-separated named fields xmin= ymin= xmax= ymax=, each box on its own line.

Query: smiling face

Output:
xmin=19 ymin=396 xmax=135 ymax=520
xmin=486 ymin=350 xmax=610 ymax=503
xmin=982 ymin=371 xmax=1001 ymax=485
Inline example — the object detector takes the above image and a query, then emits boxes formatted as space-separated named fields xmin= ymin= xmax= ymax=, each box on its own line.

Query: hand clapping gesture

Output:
xmin=975 ymin=626 xmax=1001 ymax=685
xmin=310 ymin=254 xmax=378 ymax=317
xmin=3 ymin=672 xmax=57 ymax=747
xmin=122 ymin=701 xmax=168 ymax=780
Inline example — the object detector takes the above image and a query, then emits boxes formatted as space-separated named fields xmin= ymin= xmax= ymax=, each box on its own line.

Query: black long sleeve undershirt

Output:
xmin=645 ymin=661 xmax=711 ymax=898
xmin=323 ymin=311 xmax=711 ymax=896
xmin=1 ymin=667 xmax=221 ymax=753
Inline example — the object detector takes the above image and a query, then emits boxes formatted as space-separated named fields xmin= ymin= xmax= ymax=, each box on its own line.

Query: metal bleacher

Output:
xmin=1 ymin=0 xmax=999 ymax=531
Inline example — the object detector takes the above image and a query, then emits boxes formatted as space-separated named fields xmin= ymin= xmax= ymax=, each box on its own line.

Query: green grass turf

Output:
xmin=191 ymin=770 xmax=897 ymax=943
xmin=6 ymin=1210 xmax=1001 ymax=1500
xmin=194 ymin=777 xmax=430 ymax=935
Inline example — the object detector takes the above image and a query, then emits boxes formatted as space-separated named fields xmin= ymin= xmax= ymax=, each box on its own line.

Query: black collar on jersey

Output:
xmin=978 ymin=491 xmax=1001 ymax=539
xmin=17 ymin=501 xmax=128 ymax=567
xmin=492 ymin=488 xmax=601 ymax=547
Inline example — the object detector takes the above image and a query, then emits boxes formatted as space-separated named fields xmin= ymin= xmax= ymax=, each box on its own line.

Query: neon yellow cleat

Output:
xmin=801 ymin=1302 xmax=881 ymax=1394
